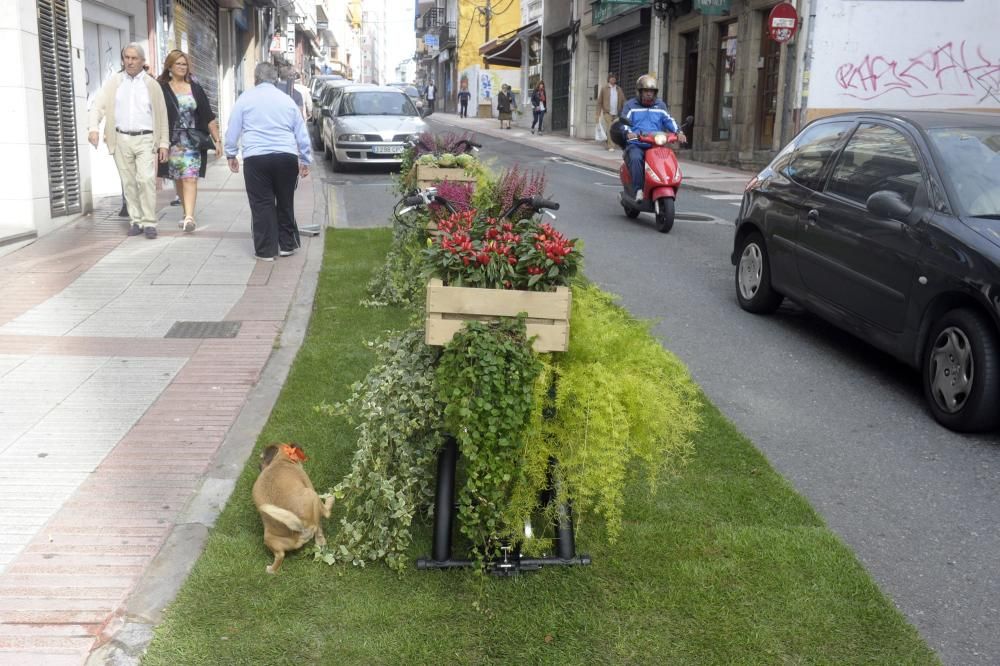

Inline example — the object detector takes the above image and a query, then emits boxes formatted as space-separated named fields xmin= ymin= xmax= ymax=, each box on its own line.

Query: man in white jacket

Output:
xmin=87 ymin=43 xmax=169 ymax=239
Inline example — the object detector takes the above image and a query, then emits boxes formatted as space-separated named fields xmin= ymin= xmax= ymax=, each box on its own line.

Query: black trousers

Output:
xmin=459 ymin=99 xmax=468 ymax=117
xmin=243 ymin=153 xmax=300 ymax=258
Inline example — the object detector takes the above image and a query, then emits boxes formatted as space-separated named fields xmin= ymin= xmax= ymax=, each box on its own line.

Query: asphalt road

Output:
xmin=324 ymin=125 xmax=1000 ymax=665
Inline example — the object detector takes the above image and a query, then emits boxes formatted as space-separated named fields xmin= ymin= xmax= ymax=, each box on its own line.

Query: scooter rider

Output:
xmin=621 ymin=75 xmax=686 ymax=202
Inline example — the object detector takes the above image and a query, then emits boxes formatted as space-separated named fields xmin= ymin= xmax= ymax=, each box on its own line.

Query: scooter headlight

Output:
xmin=653 ymin=132 xmax=668 ymax=146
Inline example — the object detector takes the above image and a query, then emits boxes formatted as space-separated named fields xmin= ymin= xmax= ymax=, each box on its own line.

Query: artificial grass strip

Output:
xmin=143 ymin=229 xmax=937 ymax=666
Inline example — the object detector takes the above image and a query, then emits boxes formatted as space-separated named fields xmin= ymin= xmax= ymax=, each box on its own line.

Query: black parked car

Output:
xmin=732 ymin=111 xmax=1000 ymax=432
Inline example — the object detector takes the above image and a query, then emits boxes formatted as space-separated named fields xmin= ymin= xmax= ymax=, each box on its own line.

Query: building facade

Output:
xmin=0 ymin=0 xmax=345 ymax=249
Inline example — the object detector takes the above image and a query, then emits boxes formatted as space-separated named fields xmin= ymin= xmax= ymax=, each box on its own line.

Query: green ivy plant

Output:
xmin=314 ymin=328 xmax=445 ymax=571
xmin=509 ymin=283 xmax=701 ymax=550
xmin=436 ymin=317 xmax=542 ymax=563
xmin=365 ymin=218 xmax=429 ymax=308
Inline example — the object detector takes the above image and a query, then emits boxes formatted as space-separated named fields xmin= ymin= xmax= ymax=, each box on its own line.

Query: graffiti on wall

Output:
xmin=835 ymin=41 xmax=999 ymax=102
xmin=480 ymin=73 xmax=493 ymax=101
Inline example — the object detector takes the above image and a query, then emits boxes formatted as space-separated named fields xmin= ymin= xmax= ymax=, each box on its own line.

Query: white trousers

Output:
xmin=112 ymin=133 xmax=157 ymax=228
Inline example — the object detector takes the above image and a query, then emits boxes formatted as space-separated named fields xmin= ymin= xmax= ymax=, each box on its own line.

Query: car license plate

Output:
xmin=372 ymin=144 xmax=403 ymax=154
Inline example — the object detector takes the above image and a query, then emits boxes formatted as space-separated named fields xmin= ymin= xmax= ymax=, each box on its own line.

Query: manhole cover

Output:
xmin=675 ymin=213 xmax=717 ymax=222
xmin=165 ymin=321 xmax=242 ymax=339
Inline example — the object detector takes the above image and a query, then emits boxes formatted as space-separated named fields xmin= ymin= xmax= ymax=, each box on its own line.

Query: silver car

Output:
xmin=320 ymin=84 xmax=427 ymax=170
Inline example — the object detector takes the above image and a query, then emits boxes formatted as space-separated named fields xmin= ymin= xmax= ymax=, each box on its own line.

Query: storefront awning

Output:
xmin=479 ymin=20 xmax=539 ymax=67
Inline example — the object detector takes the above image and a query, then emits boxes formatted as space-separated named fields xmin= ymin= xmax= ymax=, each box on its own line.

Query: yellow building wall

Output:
xmin=457 ymin=0 xmax=521 ymax=74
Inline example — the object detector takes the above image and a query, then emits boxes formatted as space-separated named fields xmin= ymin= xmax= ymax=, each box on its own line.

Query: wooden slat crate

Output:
xmin=415 ymin=165 xmax=478 ymax=190
xmin=425 ymin=278 xmax=571 ymax=352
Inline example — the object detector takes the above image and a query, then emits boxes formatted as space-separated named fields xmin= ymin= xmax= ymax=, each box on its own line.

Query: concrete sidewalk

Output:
xmin=0 ymin=160 xmax=326 ymax=664
xmin=427 ymin=112 xmax=756 ymax=195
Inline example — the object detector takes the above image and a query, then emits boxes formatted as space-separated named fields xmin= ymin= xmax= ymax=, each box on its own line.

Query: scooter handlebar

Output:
xmin=403 ymin=194 xmax=425 ymax=206
xmin=529 ymin=197 xmax=560 ymax=211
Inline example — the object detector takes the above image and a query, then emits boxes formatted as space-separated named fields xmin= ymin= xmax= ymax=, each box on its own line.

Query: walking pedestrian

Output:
xmin=157 ymin=49 xmax=222 ymax=233
xmin=596 ymin=73 xmax=624 ymax=151
xmin=457 ymin=80 xmax=470 ymax=118
xmin=426 ymin=80 xmax=436 ymax=114
xmin=530 ymin=81 xmax=547 ymax=135
xmin=87 ymin=43 xmax=169 ymax=239
xmin=497 ymin=84 xmax=513 ymax=129
xmin=224 ymin=63 xmax=312 ymax=261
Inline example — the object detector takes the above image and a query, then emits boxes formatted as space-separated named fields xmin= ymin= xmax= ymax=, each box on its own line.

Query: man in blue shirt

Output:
xmin=225 ymin=63 xmax=312 ymax=260
xmin=620 ymin=74 xmax=686 ymax=202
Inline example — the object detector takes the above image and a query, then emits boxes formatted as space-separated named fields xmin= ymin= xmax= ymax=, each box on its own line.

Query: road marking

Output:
xmin=546 ymin=156 xmax=617 ymax=177
xmin=703 ymin=194 xmax=744 ymax=200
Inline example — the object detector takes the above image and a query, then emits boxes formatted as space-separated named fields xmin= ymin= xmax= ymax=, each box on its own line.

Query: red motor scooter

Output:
xmin=619 ymin=132 xmax=682 ymax=233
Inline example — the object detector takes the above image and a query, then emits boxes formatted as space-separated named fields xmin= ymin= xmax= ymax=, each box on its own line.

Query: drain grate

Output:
xmin=165 ymin=321 xmax=242 ymax=339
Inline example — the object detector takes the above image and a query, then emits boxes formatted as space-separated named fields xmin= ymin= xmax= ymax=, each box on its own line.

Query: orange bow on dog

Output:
xmin=280 ymin=444 xmax=307 ymax=463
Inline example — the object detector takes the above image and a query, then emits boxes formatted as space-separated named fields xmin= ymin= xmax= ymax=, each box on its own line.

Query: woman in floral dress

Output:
xmin=157 ymin=50 xmax=221 ymax=232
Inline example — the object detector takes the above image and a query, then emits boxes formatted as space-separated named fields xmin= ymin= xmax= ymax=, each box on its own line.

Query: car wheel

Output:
xmin=922 ymin=308 xmax=1000 ymax=432
xmin=735 ymin=231 xmax=783 ymax=314
xmin=654 ymin=197 xmax=675 ymax=233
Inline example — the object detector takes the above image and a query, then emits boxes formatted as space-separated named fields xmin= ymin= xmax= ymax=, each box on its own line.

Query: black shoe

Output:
xmin=119 ymin=206 xmax=129 ymax=217
xmin=170 ymin=197 xmax=181 ymax=206
xmin=144 ymin=226 xmax=158 ymax=239
xmin=127 ymin=223 xmax=142 ymax=236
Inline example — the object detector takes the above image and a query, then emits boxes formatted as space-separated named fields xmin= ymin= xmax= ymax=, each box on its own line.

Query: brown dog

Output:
xmin=252 ymin=443 xmax=333 ymax=574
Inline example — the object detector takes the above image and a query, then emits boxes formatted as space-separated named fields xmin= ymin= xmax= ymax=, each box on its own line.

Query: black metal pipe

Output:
xmin=415 ymin=557 xmax=473 ymax=570
xmin=431 ymin=437 xmax=458 ymax=562
xmin=555 ymin=499 xmax=576 ymax=560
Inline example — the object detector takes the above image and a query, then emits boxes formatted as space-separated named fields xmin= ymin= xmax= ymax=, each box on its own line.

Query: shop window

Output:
xmin=714 ymin=21 xmax=737 ymax=141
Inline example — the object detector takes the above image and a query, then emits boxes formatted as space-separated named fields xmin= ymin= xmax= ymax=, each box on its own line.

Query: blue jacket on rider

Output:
xmin=621 ymin=97 xmax=678 ymax=197
xmin=621 ymin=98 xmax=679 ymax=139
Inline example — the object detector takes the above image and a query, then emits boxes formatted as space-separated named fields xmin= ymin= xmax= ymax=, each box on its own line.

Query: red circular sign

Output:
xmin=768 ymin=2 xmax=799 ymax=43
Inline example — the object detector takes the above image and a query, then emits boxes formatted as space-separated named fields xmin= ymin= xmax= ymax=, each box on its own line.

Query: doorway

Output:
xmin=681 ymin=30 xmax=699 ymax=147
xmin=551 ymin=47 xmax=571 ymax=131
xmin=755 ymin=13 xmax=781 ymax=149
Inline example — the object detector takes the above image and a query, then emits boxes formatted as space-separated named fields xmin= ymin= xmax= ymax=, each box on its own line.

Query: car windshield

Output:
xmin=340 ymin=91 xmax=417 ymax=117
xmin=929 ymin=127 xmax=1000 ymax=218
xmin=403 ymin=86 xmax=419 ymax=98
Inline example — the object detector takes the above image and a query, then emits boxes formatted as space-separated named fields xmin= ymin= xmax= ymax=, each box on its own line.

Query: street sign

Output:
xmin=768 ymin=2 xmax=799 ymax=43
xmin=424 ymin=34 xmax=439 ymax=50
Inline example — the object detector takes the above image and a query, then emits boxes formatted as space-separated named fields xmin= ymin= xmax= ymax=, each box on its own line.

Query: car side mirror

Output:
xmin=867 ymin=190 xmax=913 ymax=221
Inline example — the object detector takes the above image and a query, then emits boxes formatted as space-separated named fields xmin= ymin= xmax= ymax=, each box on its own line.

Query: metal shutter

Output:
xmin=36 ymin=0 xmax=81 ymax=216
xmin=608 ymin=27 xmax=650 ymax=100
xmin=551 ymin=47 xmax=571 ymax=131
xmin=173 ymin=0 xmax=219 ymax=114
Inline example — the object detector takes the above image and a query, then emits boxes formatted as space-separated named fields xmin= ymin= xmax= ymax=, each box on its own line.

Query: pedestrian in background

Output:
xmin=530 ymin=81 xmax=546 ymax=135
xmin=596 ymin=73 xmax=624 ymax=151
xmin=426 ymin=80 xmax=436 ymax=114
xmin=457 ymin=80 xmax=470 ymax=118
xmin=87 ymin=42 xmax=169 ymax=239
xmin=224 ymin=63 xmax=312 ymax=261
xmin=497 ymin=84 xmax=513 ymax=130
xmin=280 ymin=66 xmax=306 ymax=121
xmin=294 ymin=71 xmax=313 ymax=121
xmin=157 ymin=49 xmax=221 ymax=233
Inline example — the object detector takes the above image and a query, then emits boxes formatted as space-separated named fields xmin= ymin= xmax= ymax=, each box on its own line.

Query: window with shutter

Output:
xmin=172 ymin=0 xmax=220 ymax=114
xmin=37 ymin=0 xmax=82 ymax=217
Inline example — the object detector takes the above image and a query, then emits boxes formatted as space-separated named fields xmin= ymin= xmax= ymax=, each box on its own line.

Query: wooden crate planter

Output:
xmin=425 ymin=278 xmax=571 ymax=352
xmin=415 ymin=165 xmax=477 ymax=190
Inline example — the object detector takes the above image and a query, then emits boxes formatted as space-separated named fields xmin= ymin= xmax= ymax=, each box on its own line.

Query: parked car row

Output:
xmin=732 ymin=110 xmax=1000 ymax=433
xmin=305 ymin=79 xmax=427 ymax=171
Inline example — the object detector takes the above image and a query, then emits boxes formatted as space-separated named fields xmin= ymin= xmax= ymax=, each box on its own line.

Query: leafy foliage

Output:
xmin=314 ymin=329 xmax=445 ymax=570
xmin=436 ymin=317 xmax=542 ymax=563
xmin=424 ymin=211 xmax=579 ymax=291
xmin=474 ymin=165 xmax=548 ymax=223
xmin=364 ymin=219 xmax=428 ymax=308
xmin=510 ymin=283 xmax=701 ymax=545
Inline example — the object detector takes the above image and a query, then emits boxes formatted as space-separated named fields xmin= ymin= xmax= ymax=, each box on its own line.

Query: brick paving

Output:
xmin=0 ymin=162 xmax=320 ymax=664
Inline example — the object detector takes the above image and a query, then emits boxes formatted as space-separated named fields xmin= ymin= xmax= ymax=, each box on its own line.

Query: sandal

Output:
xmin=182 ymin=216 xmax=196 ymax=233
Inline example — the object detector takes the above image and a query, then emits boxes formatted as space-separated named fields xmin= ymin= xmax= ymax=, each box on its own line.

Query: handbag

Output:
xmin=184 ymin=127 xmax=216 ymax=152
xmin=595 ymin=119 xmax=607 ymax=142
xmin=167 ymin=87 xmax=215 ymax=152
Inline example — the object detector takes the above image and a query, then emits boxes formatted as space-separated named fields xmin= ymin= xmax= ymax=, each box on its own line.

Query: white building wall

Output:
xmin=807 ymin=0 xmax=1000 ymax=119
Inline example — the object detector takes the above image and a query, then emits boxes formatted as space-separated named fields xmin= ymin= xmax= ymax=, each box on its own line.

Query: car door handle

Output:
xmin=807 ymin=209 xmax=819 ymax=222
